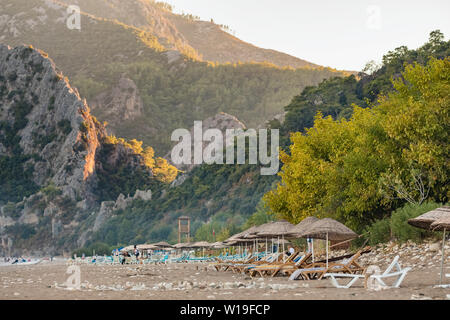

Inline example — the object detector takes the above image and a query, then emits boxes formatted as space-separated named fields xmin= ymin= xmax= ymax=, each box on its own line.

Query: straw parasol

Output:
xmin=408 ymin=206 xmax=450 ymax=285
xmin=298 ymin=218 xmax=358 ymax=268
xmin=431 ymin=217 xmax=450 ymax=231
xmin=191 ymin=241 xmax=211 ymax=248
xmin=288 ymin=216 xmax=320 ymax=260
xmin=152 ymin=241 xmax=173 ymax=248
xmin=253 ymin=220 xmax=296 ymax=254
xmin=407 ymin=206 xmax=450 ymax=229
xmin=290 ymin=216 xmax=320 ymax=237
xmin=254 ymin=220 xmax=296 ymax=237
xmin=121 ymin=245 xmax=135 ymax=252
xmin=173 ymin=243 xmax=188 ymax=249
xmin=137 ymin=244 xmax=157 ymax=250
xmin=210 ymin=242 xmax=227 ymax=249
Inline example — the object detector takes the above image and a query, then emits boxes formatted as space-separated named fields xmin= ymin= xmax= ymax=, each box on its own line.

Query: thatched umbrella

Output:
xmin=211 ymin=241 xmax=226 ymax=249
xmin=298 ymin=218 xmax=358 ymax=268
xmin=407 ymin=206 xmax=450 ymax=229
xmin=291 ymin=216 xmax=320 ymax=260
xmin=408 ymin=206 xmax=450 ymax=285
xmin=152 ymin=241 xmax=173 ymax=248
xmin=121 ymin=245 xmax=135 ymax=252
xmin=254 ymin=220 xmax=297 ymax=254
xmin=431 ymin=217 xmax=450 ymax=285
xmin=137 ymin=244 xmax=157 ymax=250
xmin=192 ymin=241 xmax=211 ymax=248
xmin=290 ymin=216 xmax=320 ymax=237
xmin=173 ymin=243 xmax=187 ymax=249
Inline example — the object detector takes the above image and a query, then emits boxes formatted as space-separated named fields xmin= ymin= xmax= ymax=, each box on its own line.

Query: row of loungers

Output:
xmin=211 ymin=246 xmax=372 ymax=280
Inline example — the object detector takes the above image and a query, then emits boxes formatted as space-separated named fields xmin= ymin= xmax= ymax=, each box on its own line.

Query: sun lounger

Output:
xmin=289 ymin=248 xmax=367 ymax=280
xmin=367 ymin=255 xmax=411 ymax=289
xmin=248 ymin=252 xmax=309 ymax=278
xmin=324 ymin=255 xmax=410 ymax=289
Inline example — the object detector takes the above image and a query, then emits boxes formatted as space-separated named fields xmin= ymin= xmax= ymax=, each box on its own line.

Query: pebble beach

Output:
xmin=0 ymin=240 xmax=449 ymax=300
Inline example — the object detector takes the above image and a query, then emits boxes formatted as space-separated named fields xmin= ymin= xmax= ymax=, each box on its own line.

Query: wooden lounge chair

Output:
xmin=237 ymin=252 xmax=285 ymax=274
xmin=289 ymin=248 xmax=369 ymax=281
xmin=229 ymin=253 xmax=283 ymax=273
xmin=248 ymin=252 xmax=309 ymax=278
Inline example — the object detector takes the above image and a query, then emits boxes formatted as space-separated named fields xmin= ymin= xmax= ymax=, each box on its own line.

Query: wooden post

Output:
xmin=440 ymin=228 xmax=446 ymax=285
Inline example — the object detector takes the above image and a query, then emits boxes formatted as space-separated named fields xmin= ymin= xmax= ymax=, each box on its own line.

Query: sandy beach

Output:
xmin=1 ymin=243 xmax=449 ymax=300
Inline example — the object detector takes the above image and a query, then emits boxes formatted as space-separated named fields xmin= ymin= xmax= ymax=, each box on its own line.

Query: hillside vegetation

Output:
xmin=0 ymin=0 xmax=346 ymax=154
xmin=82 ymin=31 xmax=449 ymax=248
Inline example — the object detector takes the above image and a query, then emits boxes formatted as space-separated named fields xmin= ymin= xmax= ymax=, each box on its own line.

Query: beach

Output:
xmin=0 ymin=242 xmax=449 ymax=300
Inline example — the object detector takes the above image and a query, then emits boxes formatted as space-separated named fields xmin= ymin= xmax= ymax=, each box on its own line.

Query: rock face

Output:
xmin=0 ymin=44 xmax=104 ymax=201
xmin=90 ymin=75 xmax=143 ymax=127
xmin=55 ymin=0 xmax=319 ymax=68
xmin=166 ymin=112 xmax=247 ymax=173
xmin=0 ymin=45 xmax=156 ymax=255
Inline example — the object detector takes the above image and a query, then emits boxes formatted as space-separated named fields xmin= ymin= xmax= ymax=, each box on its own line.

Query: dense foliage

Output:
xmin=364 ymin=202 xmax=441 ymax=245
xmin=88 ymin=163 xmax=277 ymax=246
xmin=265 ymin=57 xmax=449 ymax=231
xmin=281 ymin=30 xmax=450 ymax=146
xmin=95 ymin=136 xmax=177 ymax=201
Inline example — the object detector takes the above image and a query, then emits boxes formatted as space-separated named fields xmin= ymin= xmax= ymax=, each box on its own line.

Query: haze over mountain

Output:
xmin=0 ymin=0 xmax=347 ymax=154
xmin=56 ymin=0 xmax=321 ymax=68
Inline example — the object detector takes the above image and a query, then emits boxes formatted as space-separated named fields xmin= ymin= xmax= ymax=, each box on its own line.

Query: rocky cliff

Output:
xmin=0 ymin=45 xmax=163 ymax=255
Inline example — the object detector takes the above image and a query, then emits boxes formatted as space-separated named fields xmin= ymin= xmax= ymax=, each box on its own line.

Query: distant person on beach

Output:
xmin=307 ymin=238 xmax=313 ymax=253
xmin=134 ymin=245 xmax=140 ymax=260
xmin=288 ymin=246 xmax=295 ymax=256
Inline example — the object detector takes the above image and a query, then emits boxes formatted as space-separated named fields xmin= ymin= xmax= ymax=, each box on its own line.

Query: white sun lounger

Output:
xmin=324 ymin=273 xmax=366 ymax=289
xmin=324 ymin=255 xmax=411 ymax=289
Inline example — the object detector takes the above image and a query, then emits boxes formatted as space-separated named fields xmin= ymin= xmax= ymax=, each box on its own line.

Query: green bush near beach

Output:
xmin=365 ymin=201 xmax=442 ymax=245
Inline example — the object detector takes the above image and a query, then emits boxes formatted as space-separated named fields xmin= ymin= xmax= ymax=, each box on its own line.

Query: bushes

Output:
xmin=365 ymin=219 xmax=391 ymax=246
xmin=57 ymin=119 xmax=72 ymax=135
xmin=390 ymin=202 xmax=439 ymax=242
xmin=365 ymin=202 xmax=441 ymax=245
xmin=72 ymin=242 xmax=114 ymax=257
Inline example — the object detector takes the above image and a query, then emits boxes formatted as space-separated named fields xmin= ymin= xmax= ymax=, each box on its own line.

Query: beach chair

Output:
xmin=289 ymin=248 xmax=367 ymax=281
xmin=248 ymin=252 xmax=311 ymax=278
xmin=324 ymin=255 xmax=410 ymax=289
xmin=367 ymin=255 xmax=411 ymax=289
xmin=239 ymin=253 xmax=285 ymax=274
xmin=268 ymin=252 xmax=314 ymax=277
xmin=212 ymin=253 xmax=253 ymax=271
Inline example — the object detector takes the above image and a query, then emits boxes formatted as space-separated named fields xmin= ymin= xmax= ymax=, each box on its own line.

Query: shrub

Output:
xmin=365 ymin=218 xmax=391 ymax=245
xmin=390 ymin=202 xmax=440 ymax=243
xmin=57 ymin=119 xmax=72 ymax=135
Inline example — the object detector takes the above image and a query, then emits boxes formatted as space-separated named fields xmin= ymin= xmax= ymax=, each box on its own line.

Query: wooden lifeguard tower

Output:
xmin=178 ymin=216 xmax=190 ymax=243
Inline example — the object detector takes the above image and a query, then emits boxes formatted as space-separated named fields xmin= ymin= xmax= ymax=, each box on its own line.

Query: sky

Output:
xmin=162 ymin=0 xmax=450 ymax=71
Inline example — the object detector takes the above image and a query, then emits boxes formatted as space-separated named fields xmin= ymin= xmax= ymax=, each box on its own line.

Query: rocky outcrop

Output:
xmin=0 ymin=44 xmax=105 ymax=201
xmin=90 ymin=75 xmax=143 ymax=127
xmin=0 ymin=45 xmax=158 ymax=254
xmin=166 ymin=112 xmax=247 ymax=173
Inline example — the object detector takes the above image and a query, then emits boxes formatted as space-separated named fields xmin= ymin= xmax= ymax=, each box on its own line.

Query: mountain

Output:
xmin=0 ymin=44 xmax=175 ymax=255
xmin=86 ymin=31 xmax=449 ymax=247
xmin=0 ymin=0 xmax=348 ymax=154
xmin=56 ymin=0 xmax=320 ymax=68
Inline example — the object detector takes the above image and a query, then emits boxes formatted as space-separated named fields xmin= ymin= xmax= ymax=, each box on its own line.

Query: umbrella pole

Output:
xmin=266 ymin=238 xmax=268 ymax=257
xmin=326 ymin=232 xmax=329 ymax=269
xmin=440 ymin=228 xmax=446 ymax=285
xmin=311 ymin=239 xmax=314 ymax=263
